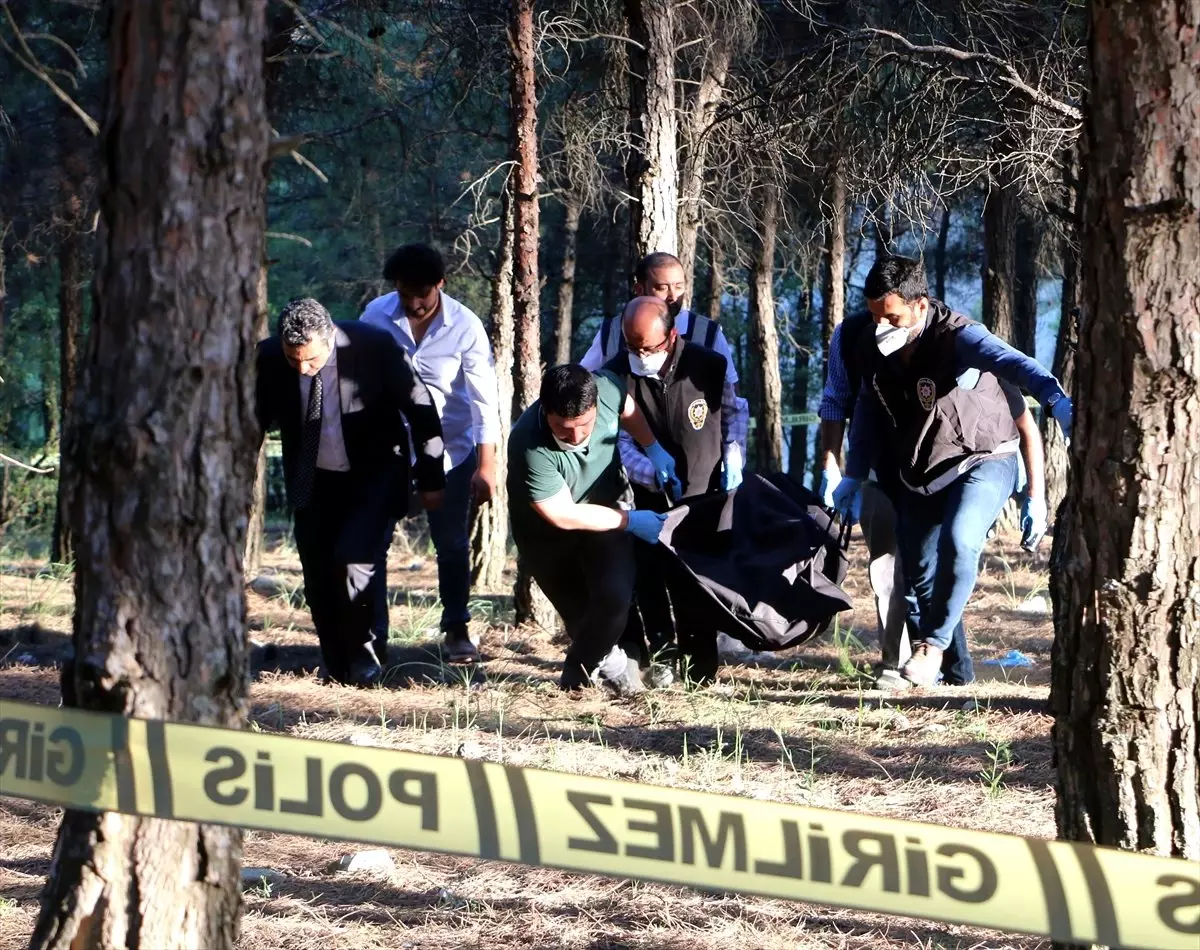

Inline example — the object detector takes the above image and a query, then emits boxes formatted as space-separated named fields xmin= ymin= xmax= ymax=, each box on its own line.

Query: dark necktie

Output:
xmin=293 ymin=372 xmax=323 ymax=509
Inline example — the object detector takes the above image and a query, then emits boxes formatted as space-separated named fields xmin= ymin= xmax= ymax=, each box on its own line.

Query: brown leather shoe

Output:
xmin=902 ymin=641 xmax=944 ymax=687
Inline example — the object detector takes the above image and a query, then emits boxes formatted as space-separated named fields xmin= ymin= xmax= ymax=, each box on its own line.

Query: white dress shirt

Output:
xmin=578 ymin=308 xmax=740 ymax=386
xmin=298 ymin=345 xmax=350 ymax=472
xmin=359 ymin=290 xmax=501 ymax=471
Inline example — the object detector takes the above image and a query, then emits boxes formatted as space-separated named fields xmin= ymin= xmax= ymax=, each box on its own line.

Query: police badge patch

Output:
xmin=687 ymin=398 xmax=708 ymax=430
xmin=917 ymin=377 xmax=936 ymax=411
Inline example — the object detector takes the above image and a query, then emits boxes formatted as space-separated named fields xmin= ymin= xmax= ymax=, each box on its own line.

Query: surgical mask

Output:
xmin=630 ymin=350 xmax=669 ymax=377
xmin=875 ymin=318 xmax=925 ymax=357
xmin=552 ymin=432 xmax=591 ymax=453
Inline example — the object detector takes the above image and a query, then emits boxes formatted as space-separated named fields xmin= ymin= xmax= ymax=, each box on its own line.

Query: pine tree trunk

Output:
xmin=1044 ymin=150 xmax=1080 ymax=518
xmin=706 ymin=235 xmax=724 ymax=320
xmin=982 ymin=175 xmax=1018 ymax=344
xmin=554 ymin=199 xmax=581 ymax=365
xmin=471 ymin=188 xmax=515 ymax=591
xmin=749 ymin=181 xmax=783 ymax=473
xmin=790 ymin=283 xmax=814 ymax=480
xmin=601 ymin=207 xmax=623 ymax=321
xmin=677 ymin=41 xmax=730 ymax=297
xmin=821 ymin=162 xmax=846 ymax=352
xmin=243 ymin=262 xmax=270 ymax=576
xmin=30 ymin=3 xmax=266 ymax=948
xmin=508 ymin=0 xmax=556 ymax=631
xmin=872 ymin=198 xmax=892 ymax=259
xmin=1013 ymin=209 xmax=1041 ymax=356
xmin=51 ymin=227 xmax=82 ymax=565
xmin=624 ymin=0 xmax=678 ymax=259
xmin=934 ymin=204 xmax=951 ymax=301
xmin=1050 ymin=1 xmax=1199 ymax=918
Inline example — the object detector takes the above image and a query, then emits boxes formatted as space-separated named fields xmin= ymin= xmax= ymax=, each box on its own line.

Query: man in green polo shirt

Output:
xmin=509 ymin=364 xmax=680 ymax=695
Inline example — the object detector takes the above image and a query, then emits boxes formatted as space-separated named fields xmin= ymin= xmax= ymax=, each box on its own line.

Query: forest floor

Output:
xmin=0 ymin=521 xmax=1058 ymax=949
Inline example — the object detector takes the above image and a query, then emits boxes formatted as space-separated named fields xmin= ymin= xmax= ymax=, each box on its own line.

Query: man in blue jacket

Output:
xmin=833 ymin=256 xmax=1072 ymax=686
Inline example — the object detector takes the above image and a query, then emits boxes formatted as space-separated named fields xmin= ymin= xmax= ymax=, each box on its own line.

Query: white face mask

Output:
xmin=630 ymin=350 xmax=670 ymax=377
xmin=552 ymin=432 xmax=591 ymax=453
xmin=875 ymin=317 xmax=925 ymax=357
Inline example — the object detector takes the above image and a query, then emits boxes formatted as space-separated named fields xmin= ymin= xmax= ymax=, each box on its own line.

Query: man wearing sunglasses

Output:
xmin=604 ymin=296 xmax=749 ymax=686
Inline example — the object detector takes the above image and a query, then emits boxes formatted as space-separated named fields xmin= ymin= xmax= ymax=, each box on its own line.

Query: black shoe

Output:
xmin=442 ymin=624 xmax=480 ymax=663
xmin=345 ymin=655 xmax=383 ymax=688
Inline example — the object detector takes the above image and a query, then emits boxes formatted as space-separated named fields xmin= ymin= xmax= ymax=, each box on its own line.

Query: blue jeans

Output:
xmin=427 ymin=451 xmax=476 ymax=631
xmin=896 ymin=455 xmax=1018 ymax=652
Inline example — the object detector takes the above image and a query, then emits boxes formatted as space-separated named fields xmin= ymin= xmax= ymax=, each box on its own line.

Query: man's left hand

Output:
xmin=420 ymin=490 xmax=446 ymax=512
xmin=470 ymin=464 xmax=497 ymax=506
xmin=645 ymin=441 xmax=683 ymax=499
xmin=1020 ymin=494 xmax=1048 ymax=551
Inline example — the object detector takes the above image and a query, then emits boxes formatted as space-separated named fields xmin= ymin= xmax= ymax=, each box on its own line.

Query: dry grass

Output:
xmin=0 ymin=528 xmax=1057 ymax=949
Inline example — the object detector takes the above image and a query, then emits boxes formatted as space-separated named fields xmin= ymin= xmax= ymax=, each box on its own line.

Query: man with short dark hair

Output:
xmin=833 ymin=256 xmax=1071 ymax=686
xmin=606 ymin=296 xmax=748 ymax=684
xmin=820 ymin=310 xmax=1048 ymax=689
xmin=508 ymin=363 xmax=679 ymax=694
xmin=360 ymin=243 xmax=501 ymax=662
xmin=256 ymin=298 xmax=446 ymax=686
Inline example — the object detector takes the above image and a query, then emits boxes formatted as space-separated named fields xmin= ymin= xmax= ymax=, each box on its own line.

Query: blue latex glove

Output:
xmin=819 ymin=468 xmax=842 ymax=509
xmin=721 ymin=443 xmax=743 ymax=492
xmin=1051 ymin=396 xmax=1073 ymax=440
xmin=644 ymin=441 xmax=683 ymax=499
xmin=625 ymin=509 xmax=667 ymax=544
xmin=1020 ymin=494 xmax=1048 ymax=551
xmin=831 ymin=476 xmax=863 ymax=525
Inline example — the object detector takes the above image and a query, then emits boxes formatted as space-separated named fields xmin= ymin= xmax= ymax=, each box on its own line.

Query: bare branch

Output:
xmin=0 ymin=452 xmax=55 ymax=475
xmin=0 ymin=7 xmax=99 ymax=135
xmin=859 ymin=27 xmax=1082 ymax=121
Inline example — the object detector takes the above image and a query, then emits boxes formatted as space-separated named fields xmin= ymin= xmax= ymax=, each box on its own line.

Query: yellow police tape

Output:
xmin=1 ymin=699 xmax=1197 ymax=949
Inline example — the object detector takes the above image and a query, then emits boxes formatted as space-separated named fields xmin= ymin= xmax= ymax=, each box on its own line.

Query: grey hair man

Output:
xmin=255 ymin=297 xmax=446 ymax=686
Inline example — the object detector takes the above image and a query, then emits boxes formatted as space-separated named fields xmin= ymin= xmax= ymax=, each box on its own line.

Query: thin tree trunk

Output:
xmin=749 ymin=181 xmax=783 ymax=473
xmin=982 ymin=175 xmax=1018 ymax=343
xmin=872 ymin=198 xmax=892 ymax=259
xmin=934 ymin=204 xmax=951 ymax=301
xmin=1013 ymin=209 xmax=1041 ymax=356
xmin=1051 ymin=2 xmax=1199 ymax=921
xmin=624 ymin=0 xmax=678 ymax=259
xmin=509 ymin=0 xmax=556 ymax=631
xmin=30 ymin=3 xmax=266 ymax=948
xmin=677 ymin=41 xmax=730 ymax=298
xmin=471 ymin=187 xmax=515 ymax=591
xmin=1043 ymin=151 xmax=1080 ymax=518
xmin=821 ymin=162 xmax=846 ymax=352
xmin=51 ymin=227 xmax=83 ymax=564
xmin=554 ymin=199 xmax=581 ymax=365
xmin=243 ymin=262 xmax=270 ymax=575
xmin=601 ymin=207 xmax=623 ymax=320
xmin=790 ymin=284 xmax=814 ymax=480
xmin=706 ymin=234 xmax=724 ymax=320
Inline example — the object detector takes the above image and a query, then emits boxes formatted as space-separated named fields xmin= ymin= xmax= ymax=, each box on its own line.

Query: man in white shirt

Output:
xmin=360 ymin=244 xmax=502 ymax=662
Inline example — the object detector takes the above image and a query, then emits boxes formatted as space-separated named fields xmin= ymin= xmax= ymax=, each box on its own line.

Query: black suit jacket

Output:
xmin=256 ymin=321 xmax=446 ymax=517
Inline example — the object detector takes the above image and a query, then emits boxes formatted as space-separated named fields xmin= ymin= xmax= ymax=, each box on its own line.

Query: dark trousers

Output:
xmin=425 ymin=451 xmax=476 ymax=632
xmin=293 ymin=467 xmax=396 ymax=682
xmin=517 ymin=528 xmax=636 ymax=687
xmin=620 ymin=486 xmax=720 ymax=680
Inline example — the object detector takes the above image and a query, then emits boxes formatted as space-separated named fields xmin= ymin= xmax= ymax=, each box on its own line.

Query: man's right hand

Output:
xmin=624 ymin=510 xmax=667 ymax=544
xmin=420 ymin=490 xmax=446 ymax=512
xmin=831 ymin=476 xmax=862 ymax=525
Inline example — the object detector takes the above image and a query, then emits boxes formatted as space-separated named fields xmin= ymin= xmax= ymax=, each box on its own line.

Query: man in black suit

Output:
xmin=256 ymin=298 xmax=446 ymax=686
